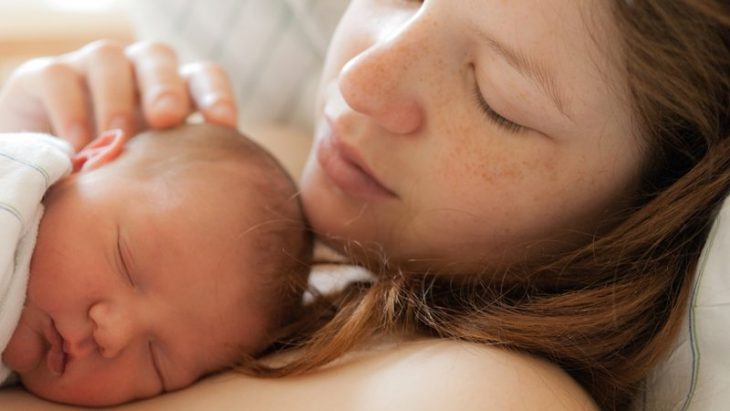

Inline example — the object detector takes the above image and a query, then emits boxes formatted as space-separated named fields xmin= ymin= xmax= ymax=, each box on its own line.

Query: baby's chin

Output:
xmin=20 ymin=372 xmax=152 ymax=407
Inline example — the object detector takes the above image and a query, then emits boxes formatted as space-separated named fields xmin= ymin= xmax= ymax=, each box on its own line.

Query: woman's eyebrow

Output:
xmin=478 ymin=30 xmax=573 ymax=121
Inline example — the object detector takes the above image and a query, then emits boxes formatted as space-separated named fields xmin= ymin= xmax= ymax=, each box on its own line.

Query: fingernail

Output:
xmin=209 ymin=102 xmax=236 ymax=124
xmin=153 ymin=95 xmax=184 ymax=116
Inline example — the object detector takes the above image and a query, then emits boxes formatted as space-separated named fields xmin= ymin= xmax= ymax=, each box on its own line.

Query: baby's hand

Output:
xmin=0 ymin=40 xmax=237 ymax=150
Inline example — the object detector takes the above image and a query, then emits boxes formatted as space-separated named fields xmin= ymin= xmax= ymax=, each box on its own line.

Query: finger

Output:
xmin=181 ymin=62 xmax=237 ymax=128
xmin=125 ymin=42 xmax=190 ymax=129
xmin=80 ymin=40 xmax=137 ymax=137
xmin=36 ymin=61 xmax=93 ymax=150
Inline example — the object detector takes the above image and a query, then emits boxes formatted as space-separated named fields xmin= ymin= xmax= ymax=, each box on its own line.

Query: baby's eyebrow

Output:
xmin=476 ymin=28 xmax=573 ymax=121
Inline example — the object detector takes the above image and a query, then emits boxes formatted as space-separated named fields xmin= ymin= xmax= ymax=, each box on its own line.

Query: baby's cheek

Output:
xmin=2 ymin=319 xmax=45 ymax=373
xmin=21 ymin=357 xmax=158 ymax=407
xmin=12 ymin=323 xmax=161 ymax=406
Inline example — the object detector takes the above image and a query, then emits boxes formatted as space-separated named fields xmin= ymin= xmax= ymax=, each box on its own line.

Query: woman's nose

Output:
xmin=337 ymin=22 xmax=429 ymax=135
xmin=88 ymin=301 xmax=141 ymax=359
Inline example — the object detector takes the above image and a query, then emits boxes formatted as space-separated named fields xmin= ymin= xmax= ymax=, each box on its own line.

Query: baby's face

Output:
xmin=2 ymin=145 xmax=268 ymax=406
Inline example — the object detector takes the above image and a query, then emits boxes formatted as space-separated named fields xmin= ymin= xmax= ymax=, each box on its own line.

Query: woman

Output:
xmin=0 ymin=0 xmax=727 ymax=409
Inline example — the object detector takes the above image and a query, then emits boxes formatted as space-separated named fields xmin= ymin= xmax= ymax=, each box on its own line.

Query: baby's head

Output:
xmin=2 ymin=124 xmax=312 ymax=406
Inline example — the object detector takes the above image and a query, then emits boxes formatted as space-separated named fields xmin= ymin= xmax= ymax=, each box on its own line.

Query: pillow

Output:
xmin=126 ymin=0 xmax=349 ymax=132
xmin=632 ymin=195 xmax=730 ymax=410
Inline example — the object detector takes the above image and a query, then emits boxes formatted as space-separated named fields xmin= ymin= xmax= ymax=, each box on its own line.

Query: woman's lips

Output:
xmin=316 ymin=123 xmax=398 ymax=200
xmin=44 ymin=319 xmax=66 ymax=376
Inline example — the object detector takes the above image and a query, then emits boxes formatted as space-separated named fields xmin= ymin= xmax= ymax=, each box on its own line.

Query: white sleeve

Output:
xmin=0 ymin=133 xmax=72 ymax=384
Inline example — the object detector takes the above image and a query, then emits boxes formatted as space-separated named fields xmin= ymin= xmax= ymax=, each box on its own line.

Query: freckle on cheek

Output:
xmin=474 ymin=157 xmax=526 ymax=184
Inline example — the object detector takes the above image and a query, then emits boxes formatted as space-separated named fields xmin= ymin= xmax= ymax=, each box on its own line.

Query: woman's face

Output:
xmin=301 ymin=0 xmax=643 ymax=272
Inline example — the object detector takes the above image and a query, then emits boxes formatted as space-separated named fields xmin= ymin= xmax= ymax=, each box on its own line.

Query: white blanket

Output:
xmin=0 ymin=133 xmax=71 ymax=384
xmin=632 ymin=195 xmax=730 ymax=410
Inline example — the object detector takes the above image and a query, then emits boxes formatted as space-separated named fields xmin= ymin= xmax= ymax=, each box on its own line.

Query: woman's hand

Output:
xmin=0 ymin=40 xmax=237 ymax=150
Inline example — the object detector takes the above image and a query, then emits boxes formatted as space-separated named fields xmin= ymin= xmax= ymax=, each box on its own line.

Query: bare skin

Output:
xmin=0 ymin=127 xmax=596 ymax=411
xmin=0 ymin=339 xmax=597 ymax=411
xmin=0 ymin=0 xmax=638 ymax=408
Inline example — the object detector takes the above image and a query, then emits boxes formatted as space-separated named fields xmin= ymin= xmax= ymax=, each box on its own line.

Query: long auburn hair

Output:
xmin=242 ymin=1 xmax=730 ymax=410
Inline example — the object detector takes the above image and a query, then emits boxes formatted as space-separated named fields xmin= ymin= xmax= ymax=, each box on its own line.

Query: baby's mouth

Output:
xmin=44 ymin=319 xmax=67 ymax=376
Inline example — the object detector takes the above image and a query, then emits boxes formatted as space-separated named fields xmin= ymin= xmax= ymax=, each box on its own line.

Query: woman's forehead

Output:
xmin=466 ymin=2 xmax=623 ymax=93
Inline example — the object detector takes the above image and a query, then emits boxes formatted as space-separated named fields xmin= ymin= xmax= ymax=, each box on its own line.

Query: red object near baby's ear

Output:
xmin=71 ymin=129 xmax=127 ymax=172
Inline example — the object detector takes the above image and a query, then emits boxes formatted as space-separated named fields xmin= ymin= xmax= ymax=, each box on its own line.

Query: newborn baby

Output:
xmin=0 ymin=124 xmax=312 ymax=406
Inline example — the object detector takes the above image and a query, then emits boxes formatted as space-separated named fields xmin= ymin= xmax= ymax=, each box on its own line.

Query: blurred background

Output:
xmin=0 ymin=0 xmax=132 ymax=84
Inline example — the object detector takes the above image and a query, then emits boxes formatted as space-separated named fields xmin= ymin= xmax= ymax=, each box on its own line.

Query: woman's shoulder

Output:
xmin=155 ymin=339 xmax=598 ymax=411
xmin=0 ymin=339 xmax=598 ymax=410
xmin=348 ymin=338 xmax=598 ymax=411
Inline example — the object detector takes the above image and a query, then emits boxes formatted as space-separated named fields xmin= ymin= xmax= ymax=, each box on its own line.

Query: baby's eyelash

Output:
xmin=473 ymin=87 xmax=525 ymax=134
xmin=116 ymin=230 xmax=135 ymax=287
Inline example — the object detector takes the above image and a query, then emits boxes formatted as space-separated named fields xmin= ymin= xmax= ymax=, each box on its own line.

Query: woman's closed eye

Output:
xmin=470 ymin=64 xmax=526 ymax=134
xmin=473 ymin=86 xmax=526 ymax=134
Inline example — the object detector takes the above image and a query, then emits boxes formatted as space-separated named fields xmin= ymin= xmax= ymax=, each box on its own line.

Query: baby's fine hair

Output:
xmin=127 ymin=123 xmax=313 ymax=352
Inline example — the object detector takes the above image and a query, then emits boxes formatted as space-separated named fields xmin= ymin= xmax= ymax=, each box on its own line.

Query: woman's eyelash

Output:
xmin=473 ymin=87 xmax=525 ymax=134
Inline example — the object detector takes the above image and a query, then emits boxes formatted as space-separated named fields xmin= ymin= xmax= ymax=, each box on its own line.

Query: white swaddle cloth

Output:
xmin=0 ymin=133 xmax=71 ymax=384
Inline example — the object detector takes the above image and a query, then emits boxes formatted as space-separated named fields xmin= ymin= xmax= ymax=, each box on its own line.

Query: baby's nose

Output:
xmin=88 ymin=301 xmax=143 ymax=359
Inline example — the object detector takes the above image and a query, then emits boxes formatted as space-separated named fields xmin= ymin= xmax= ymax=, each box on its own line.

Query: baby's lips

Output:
xmin=46 ymin=345 xmax=66 ymax=376
xmin=43 ymin=319 xmax=67 ymax=376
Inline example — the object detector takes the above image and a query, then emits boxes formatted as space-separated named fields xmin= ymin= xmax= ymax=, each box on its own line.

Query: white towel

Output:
xmin=0 ymin=133 xmax=71 ymax=384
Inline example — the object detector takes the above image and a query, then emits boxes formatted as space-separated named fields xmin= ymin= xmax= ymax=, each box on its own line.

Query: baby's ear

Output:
xmin=72 ymin=129 xmax=127 ymax=172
